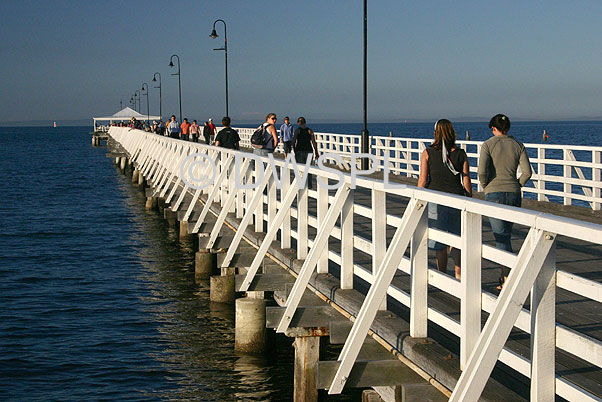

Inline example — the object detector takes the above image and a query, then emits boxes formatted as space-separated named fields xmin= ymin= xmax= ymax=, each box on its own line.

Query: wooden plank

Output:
xmin=234 ymin=273 xmax=295 ymax=292
xmin=316 ymin=360 xmax=423 ymax=389
xmin=266 ymin=306 xmax=347 ymax=329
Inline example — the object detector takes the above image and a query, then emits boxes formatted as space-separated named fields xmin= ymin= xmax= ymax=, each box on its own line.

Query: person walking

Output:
xmin=214 ymin=116 xmax=240 ymax=150
xmin=280 ymin=116 xmax=294 ymax=157
xmin=417 ymin=119 xmax=472 ymax=280
xmin=167 ymin=115 xmax=180 ymax=139
xmin=190 ymin=119 xmax=200 ymax=142
xmin=252 ymin=113 xmax=279 ymax=157
xmin=180 ymin=118 xmax=191 ymax=141
xmin=478 ymin=114 xmax=532 ymax=289
xmin=203 ymin=121 xmax=211 ymax=144
xmin=208 ymin=118 xmax=217 ymax=144
xmin=292 ymin=117 xmax=319 ymax=189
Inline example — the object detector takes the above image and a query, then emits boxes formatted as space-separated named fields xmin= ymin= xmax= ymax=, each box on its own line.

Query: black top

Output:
xmin=425 ymin=146 xmax=467 ymax=195
xmin=215 ymin=127 xmax=241 ymax=149
xmin=294 ymin=127 xmax=313 ymax=153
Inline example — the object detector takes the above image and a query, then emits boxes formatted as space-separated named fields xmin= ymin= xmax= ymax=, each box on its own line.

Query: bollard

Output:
xmin=195 ymin=249 xmax=216 ymax=281
xmin=235 ymin=297 xmax=267 ymax=353
xmin=210 ymin=274 xmax=235 ymax=304
xmin=145 ymin=196 xmax=158 ymax=211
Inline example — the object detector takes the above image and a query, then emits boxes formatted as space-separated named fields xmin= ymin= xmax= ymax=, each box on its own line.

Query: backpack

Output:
xmin=251 ymin=124 xmax=269 ymax=148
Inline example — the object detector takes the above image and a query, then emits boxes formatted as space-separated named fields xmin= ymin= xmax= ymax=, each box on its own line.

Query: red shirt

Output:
xmin=208 ymin=122 xmax=216 ymax=135
xmin=180 ymin=121 xmax=191 ymax=134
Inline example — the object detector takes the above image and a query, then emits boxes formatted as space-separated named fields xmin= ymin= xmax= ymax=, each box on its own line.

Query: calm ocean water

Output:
xmin=0 ymin=122 xmax=598 ymax=401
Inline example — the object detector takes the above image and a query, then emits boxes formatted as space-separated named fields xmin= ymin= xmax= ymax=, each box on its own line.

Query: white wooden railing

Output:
xmin=110 ymin=127 xmax=602 ymax=401
xmin=233 ymin=127 xmax=602 ymax=210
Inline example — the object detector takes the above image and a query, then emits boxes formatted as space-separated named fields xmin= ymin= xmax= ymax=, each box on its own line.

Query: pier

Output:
xmin=104 ymin=126 xmax=601 ymax=402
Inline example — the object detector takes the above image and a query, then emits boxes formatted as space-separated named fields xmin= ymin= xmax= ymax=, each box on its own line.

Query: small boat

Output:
xmin=53 ymin=121 xmax=57 ymax=128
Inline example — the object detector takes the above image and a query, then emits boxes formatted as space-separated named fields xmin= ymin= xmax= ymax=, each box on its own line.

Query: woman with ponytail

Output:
xmin=417 ymin=119 xmax=472 ymax=279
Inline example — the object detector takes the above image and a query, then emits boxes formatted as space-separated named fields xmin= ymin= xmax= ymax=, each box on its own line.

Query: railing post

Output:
xmin=281 ymin=164 xmax=291 ymax=249
xmin=317 ymin=181 xmax=329 ymax=274
xmin=254 ymin=160 xmax=264 ymax=232
xmin=563 ymin=149 xmax=572 ymax=206
xmin=410 ymin=203 xmax=428 ymax=338
xmin=372 ymin=189 xmax=387 ymax=309
xmin=537 ymin=147 xmax=546 ymax=202
xmin=460 ymin=210 xmax=482 ymax=370
xmin=593 ymin=150 xmax=601 ymax=210
xmin=268 ymin=170 xmax=277 ymax=227
xmin=297 ymin=179 xmax=309 ymax=259
xmin=476 ymin=144 xmax=483 ymax=193
xmin=340 ymin=189 xmax=354 ymax=289
xmin=530 ymin=239 xmax=556 ymax=401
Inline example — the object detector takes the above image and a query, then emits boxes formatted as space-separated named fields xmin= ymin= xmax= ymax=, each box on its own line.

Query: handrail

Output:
xmin=232 ymin=126 xmax=602 ymax=210
xmin=109 ymin=127 xmax=602 ymax=401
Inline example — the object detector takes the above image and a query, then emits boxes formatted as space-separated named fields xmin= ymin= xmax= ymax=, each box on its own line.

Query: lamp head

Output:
xmin=168 ymin=60 xmax=174 ymax=68
xmin=152 ymin=76 xmax=156 ymax=82
xmin=210 ymin=29 xmax=218 ymax=39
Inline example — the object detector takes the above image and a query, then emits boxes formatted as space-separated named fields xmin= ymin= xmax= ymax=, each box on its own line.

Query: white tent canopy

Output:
xmin=93 ymin=107 xmax=162 ymax=131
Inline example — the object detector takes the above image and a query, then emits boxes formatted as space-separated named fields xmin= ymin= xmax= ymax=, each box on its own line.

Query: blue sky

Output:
xmin=1 ymin=0 xmax=601 ymax=123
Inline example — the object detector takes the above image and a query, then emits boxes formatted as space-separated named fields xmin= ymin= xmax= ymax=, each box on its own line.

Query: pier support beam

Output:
xmin=235 ymin=297 xmax=267 ymax=353
xmin=293 ymin=335 xmax=320 ymax=402
xmin=137 ymin=171 xmax=145 ymax=188
xmin=164 ymin=208 xmax=177 ymax=228
xmin=195 ymin=249 xmax=216 ymax=281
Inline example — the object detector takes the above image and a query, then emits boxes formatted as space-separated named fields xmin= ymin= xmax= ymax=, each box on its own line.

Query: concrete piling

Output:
xmin=119 ymin=157 xmax=127 ymax=174
xmin=131 ymin=168 xmax=139 ymax=184
xmin=195 ymin=250 xmax=216 ymax=281
xmin=210 ymin=274 xmax=235 ymax=303
xmin=234 ymin=297 xmax=267 ymax=353
xmin=145 ymin=196 xmax=158 ymax=211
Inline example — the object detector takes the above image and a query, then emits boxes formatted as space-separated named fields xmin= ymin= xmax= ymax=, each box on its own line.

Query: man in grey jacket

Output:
xmin=478 ymin=114 xmax=532 ymax=289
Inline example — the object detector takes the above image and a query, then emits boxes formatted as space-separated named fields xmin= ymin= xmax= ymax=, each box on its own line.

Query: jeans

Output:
xmin=427 ymin=203 xmax=461 ymax=251
xmin=485 ymin=191 xmax=521 ymax=278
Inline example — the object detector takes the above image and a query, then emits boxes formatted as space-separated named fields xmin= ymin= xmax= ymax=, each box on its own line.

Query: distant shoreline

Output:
xmin=3 ymin=117 xmax=602 ymax=127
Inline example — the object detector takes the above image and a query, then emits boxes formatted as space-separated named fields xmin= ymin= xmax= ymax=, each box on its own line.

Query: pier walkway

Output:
xmin=106 ymin=127 xmax=601 ymax=402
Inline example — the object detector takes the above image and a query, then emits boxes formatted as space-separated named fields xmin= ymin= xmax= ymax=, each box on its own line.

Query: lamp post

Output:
xmin=141 ymin=83 xmax=150 ymax=124
xmin=130 ymin=97 xmax=135 ymax=110
xmin=135 ymin=90 xmax=141 ymax=112
xmin=169 ymin=54 xmax=182 ymax=123
xmin=210 ymin=19 xmax=229 ymax=118
xmin=152 ymin=72 xmax=162 ymax=119
xmin=120 ymin=99 xmax=123 ymax=109
xmin=360 ymin=0 xmax=370 ymax=170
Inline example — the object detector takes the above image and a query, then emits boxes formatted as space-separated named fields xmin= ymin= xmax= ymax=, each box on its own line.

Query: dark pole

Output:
xmin=120 ymin=99 xmax=123 ymax=109
xmin=360 ymin=0 xmax=370 ymax=170
xmin=135 ymin=90 xmax=141 ymax=112
xmin=169 ymin=54 xmax=182 ymax=123
xmin=210 ymin=19 xmax=229 ymax=117
xmin=141 ymin=83 xmax=150 ymax=124
xmin=153 ymin=72 xmax=162 ymax=119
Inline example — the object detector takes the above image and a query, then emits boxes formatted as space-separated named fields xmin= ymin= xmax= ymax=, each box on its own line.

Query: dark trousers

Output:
xmin=294 ymin=151 xmax=313 ymax=189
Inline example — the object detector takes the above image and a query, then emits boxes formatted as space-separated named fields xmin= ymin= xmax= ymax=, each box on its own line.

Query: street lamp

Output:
xmin=141 ymin=83 xmax=150 ymax=124
xmin=130 ymin=97 xmax=135 ymax=110
xmin=169 ymin=54 xmax=182 ymax=123
xmin=210 ymin=19 xmax=229 ymax=117
xmin=135 ymin=90 xmax=141 ymax=112
xmin=360 ymin=0 xmax=370 ymax=170
xmin=152 ymin=72 xmax=162 ymax=119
